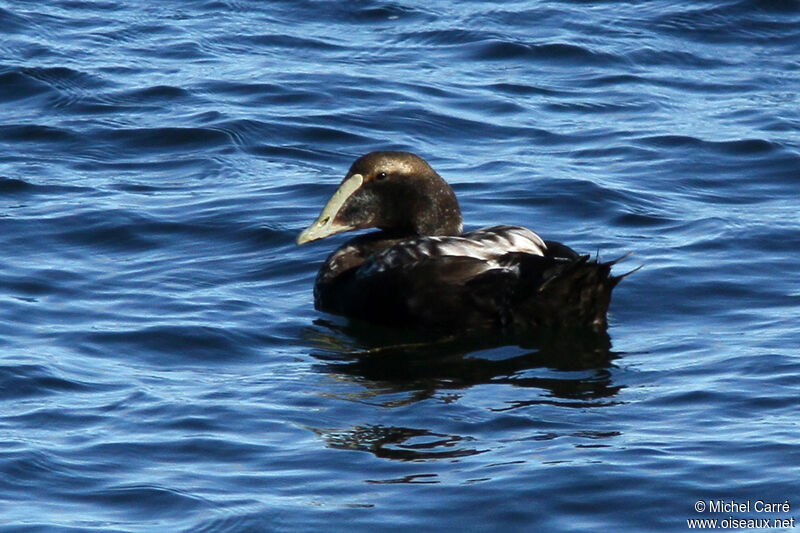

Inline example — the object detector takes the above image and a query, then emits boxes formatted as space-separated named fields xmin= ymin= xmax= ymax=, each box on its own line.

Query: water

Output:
xmin=1 ymin=0 xmax=799 ymax=531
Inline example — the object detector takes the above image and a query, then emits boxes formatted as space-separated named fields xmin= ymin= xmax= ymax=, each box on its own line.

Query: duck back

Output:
xmin=314 ymin=226 xmax=622 ymax=332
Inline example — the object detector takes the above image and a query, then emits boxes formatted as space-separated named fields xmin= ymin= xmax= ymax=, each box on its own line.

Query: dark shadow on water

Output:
xmin=310 ymin=424 xmax=485 ymax=463
xmin=305 ymin=318 xmax=621 ymax=402
xmin=301 ymin=319 xmax=623 ymax=464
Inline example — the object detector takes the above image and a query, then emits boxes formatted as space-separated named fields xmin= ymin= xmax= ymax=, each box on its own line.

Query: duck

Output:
xmin=297 ymin=151 xmax=628 ymax=333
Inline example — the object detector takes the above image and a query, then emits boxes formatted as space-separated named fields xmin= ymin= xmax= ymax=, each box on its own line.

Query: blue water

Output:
xmin=2 ymin=1 xmax=799 ymax=531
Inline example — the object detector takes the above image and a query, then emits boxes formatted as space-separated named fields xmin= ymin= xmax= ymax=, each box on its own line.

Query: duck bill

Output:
xmin=296 ymin=173 xmax=364 ymax=245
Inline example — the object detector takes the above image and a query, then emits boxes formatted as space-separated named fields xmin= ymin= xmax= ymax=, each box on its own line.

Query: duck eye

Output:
xmin=376 ymin=171 xmax=388 ymax=181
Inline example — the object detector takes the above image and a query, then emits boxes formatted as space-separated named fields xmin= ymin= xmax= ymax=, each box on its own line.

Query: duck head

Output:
xmin=297 ymin=151 xmax=463 ymax=244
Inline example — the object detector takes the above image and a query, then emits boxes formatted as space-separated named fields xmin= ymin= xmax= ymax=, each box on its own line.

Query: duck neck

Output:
xmin=408 ymin=177 xmax=463 ymax=236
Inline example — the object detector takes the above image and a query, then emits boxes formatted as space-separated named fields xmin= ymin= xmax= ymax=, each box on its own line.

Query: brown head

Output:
xmin=297 ymin=151 xmax=463 ymax=244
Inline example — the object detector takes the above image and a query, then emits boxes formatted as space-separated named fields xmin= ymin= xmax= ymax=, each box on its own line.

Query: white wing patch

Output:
xmin=364 ymin=225 xmax=547 ymax=274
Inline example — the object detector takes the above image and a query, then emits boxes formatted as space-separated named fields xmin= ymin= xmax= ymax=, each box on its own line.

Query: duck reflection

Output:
xmin=303 ymin=320 xmax=624 ymax=465
xmin=306 ymin=318 xmax=622 ymax=405
xmin=313 ymin=424 xmax=485 ymax=462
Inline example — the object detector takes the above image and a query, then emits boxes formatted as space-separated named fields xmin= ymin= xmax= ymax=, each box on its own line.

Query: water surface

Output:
xmin=1 ymin=1 xmax=799 ymax=531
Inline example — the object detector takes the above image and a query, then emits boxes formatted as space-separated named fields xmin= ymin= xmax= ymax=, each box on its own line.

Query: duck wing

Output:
xmin=316 ymin=226 xmax=621 ymax=332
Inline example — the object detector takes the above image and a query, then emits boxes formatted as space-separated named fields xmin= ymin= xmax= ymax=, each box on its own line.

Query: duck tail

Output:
xmin=598 ymin=252 xmax=641 ymax=289
xmin=513 ymin=253 xmax=637 ymax=331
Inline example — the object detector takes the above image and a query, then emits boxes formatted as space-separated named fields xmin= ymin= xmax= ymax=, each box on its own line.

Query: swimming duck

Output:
xmin=297 ymin=151 xmax=626 ymax=332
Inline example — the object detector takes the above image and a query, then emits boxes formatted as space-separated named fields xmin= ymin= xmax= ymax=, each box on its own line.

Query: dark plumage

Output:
xmin=297 ymin=151 xmax=627 ymax=333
